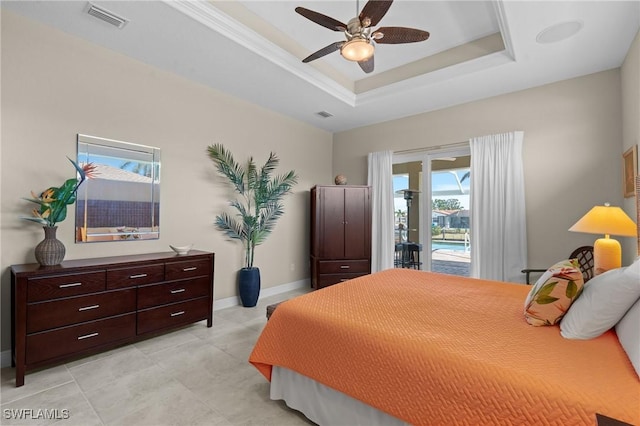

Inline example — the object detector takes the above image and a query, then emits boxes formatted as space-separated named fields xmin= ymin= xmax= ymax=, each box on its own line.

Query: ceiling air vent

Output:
xmin=316 ymin=111 xmax=333 ymax=118
xmin=86 ymin=3 xmax=128 ymax=29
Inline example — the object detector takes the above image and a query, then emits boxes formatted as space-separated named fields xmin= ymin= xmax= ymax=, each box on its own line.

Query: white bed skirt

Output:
xmin=270 ymin=366 xmax=407 ymax=426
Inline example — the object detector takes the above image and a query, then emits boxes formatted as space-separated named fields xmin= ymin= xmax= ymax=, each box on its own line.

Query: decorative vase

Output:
xmin=34 ymin=226 xmax=66 ymax=266
xmin=334 ymin=174 xmax=347 ymax=185
xmin=238 ymin=267 xmax=260 ymax=307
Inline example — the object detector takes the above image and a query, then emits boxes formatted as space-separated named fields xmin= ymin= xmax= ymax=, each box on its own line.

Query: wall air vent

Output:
xmin=316 ymin=111 xmax=333 ymax=118
xmin=86 ymin=3 xmax=128 ymax=29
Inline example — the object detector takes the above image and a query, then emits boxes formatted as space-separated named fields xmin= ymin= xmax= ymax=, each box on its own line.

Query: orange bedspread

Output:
xmin=249 ymin=269 xmax=640 ymax=425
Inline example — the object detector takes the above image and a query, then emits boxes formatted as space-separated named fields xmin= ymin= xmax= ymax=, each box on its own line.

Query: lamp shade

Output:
xmin=569 ymin=203 xmax=637 ymax=275
xmin=568 ymin=204 xmax=637 ymax=237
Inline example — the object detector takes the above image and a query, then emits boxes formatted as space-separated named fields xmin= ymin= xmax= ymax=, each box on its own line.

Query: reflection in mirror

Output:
xmin=75 ymin=134 xmax=160 ymax=243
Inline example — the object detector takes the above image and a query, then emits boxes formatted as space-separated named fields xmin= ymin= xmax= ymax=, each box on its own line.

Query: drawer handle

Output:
xmin=170 ymin=288 xmax=186 ymax=294
xmin=129 ymin=273 xmax=148 ymax=279
xmin=183 ymin=267 xmax=197 ymax=272
xmin=340 ymin=265 xmax=350 ymax=269
xmin=78 ymin=332 xmax=99 ymax=340
xmin=78 ymin=304 xmax=100 ymax=312
xmin=59 ymin=282 xmax=82 ymax=288
xmin=170 ymin=311 xmax=185 ymax=317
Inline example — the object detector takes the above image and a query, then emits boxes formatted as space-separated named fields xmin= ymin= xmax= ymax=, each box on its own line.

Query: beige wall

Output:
xmin=334 ymin=69 xmax=626 ymax=273
xmin=0 ymin=11 xmax=333 ymax=352
xmin=621 ymin=29 xmax=640 ymax=264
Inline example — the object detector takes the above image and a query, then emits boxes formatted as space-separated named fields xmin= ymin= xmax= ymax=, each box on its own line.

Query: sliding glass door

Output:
xmin=393 ymin=146 xmax=471 ymax=276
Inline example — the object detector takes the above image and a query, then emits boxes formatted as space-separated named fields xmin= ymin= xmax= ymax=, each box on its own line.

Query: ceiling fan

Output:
xmin=295 ymin=0 xmax=430 ymax=74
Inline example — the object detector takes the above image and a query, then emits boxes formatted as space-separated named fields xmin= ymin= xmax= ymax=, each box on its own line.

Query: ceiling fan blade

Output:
xmin=302 ymin=42 xmax=343 ymax=63
xmin=295 ymin=7 xmax=347 ymax=31
xmin=373 ymin=27 xmax=430 ymax=44
xmin=359 ymin=0 xmax=393 ymax=27
xmin=358 ymin=55 xmax=374 ymax=73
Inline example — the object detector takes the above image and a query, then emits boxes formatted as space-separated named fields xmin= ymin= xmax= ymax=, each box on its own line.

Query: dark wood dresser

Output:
xmin=11 ymin=250 xmax=214 ymax=387
xmin=310 ymin=185 xmax=371 ymax=289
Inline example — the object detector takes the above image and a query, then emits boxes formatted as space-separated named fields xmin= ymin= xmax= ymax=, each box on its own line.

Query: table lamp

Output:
xmin=569 ymin=203 xmax=637 ymax=275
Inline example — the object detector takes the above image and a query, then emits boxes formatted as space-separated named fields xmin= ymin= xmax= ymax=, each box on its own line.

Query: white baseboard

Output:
xmin=1 ymin=349 xmax=11 ymax=368
xmin=0 ymin=279 xmax=310 ymax=368
xmin=213 ymin=278 xmax=309 ymax=310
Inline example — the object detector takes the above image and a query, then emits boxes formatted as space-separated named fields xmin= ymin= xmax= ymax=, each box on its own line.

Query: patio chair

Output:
xmin=403 ymin=243 xmax=422 ymax=269
xmin=522 ymin=246 xmax=594 ymax=284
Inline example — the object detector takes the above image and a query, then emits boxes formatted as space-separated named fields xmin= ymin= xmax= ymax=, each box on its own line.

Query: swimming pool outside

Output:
xmin=432 ymin=240 xmax=469 ymax=252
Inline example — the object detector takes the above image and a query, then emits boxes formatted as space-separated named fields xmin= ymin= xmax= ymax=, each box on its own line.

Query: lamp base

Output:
xmin=593 ymin=237 xmax=621 ymax=275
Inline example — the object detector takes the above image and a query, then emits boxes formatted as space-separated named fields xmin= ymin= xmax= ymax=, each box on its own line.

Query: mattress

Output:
xmin=249 ymin=269 xmax=640 ymax=425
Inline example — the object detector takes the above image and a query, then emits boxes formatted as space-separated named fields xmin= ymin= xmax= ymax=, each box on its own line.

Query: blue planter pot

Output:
xmin=238 ymin=267 xmax=260 ymax=307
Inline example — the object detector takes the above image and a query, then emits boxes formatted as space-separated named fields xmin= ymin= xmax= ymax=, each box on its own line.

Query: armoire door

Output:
xmin=317 ymin=186 xmax=346 ymax=259
xmin=344 ymin=187 xmax=371 ymax=259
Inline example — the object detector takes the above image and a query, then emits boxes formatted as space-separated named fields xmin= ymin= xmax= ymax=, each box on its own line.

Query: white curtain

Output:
xmin=470 ymin=131 xmax=527 ymax=282
xmin=367 ymin=151 xmax=395 ymax=272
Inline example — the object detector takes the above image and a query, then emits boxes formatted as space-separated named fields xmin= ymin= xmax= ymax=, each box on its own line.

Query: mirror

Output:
xmin=75 ymin=134 xmax=161 ymax=242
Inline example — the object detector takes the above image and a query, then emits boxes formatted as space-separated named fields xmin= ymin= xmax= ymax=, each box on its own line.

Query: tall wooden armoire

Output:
xmin=310 ymin=185 xmax=371 ymax=289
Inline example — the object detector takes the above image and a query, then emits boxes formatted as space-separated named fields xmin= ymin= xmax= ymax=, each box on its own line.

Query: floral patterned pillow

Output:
xmin=524 ymin=259 xmax=585 ymax=326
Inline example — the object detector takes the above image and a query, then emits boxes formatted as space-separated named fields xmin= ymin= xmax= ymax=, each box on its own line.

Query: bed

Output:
xmin=249 ymin=180 xmax=640 ymax=426
xmin=250 ymin=269 xmax=639 ymax=425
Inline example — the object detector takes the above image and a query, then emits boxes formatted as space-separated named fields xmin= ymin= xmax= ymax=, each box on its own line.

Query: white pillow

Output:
xmin=625 ymin=255 xmax=640 ymax=277
xmin=615 ymin=297 xmax=640 ymax=378
xmin=560 ymin=263 xmax=640 ymax=339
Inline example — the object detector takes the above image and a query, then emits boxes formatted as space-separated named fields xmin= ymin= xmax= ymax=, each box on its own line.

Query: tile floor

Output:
xmin=0 ymin=288 xmax=314 ymax=426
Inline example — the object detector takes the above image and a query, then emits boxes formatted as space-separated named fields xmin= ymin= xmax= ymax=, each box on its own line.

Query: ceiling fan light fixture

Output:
xmin=340 ymin=38 xmax=374 ymax=62
xmin=296 ymin=1 xmax=429 ymax=72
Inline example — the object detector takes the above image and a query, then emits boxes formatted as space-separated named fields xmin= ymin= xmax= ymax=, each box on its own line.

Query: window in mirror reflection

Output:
xmin=76 ymin=134 xmax=160 ymax=242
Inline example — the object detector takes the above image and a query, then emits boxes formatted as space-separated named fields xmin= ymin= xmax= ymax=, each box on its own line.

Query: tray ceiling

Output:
xmin=2 ymin=1 xmax=639 ymax=132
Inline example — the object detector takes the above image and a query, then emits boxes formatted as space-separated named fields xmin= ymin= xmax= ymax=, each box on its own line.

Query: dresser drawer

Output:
xmin=25 ymin=313 xmax=136 ymax=365
xmin=137 ymin=298 xmax=210 ymax=335
xmin=27 ymin=271 xmax=106 ymax=303
xmin=317 ymin=260 xmax=370 ymax=274
xmin=317 ymin=272 xmax=369 ymax=289
xmin=107 ymin=264 xmax=164 ymax=289
xmin=27 ymin=289 xmax=136 ymax=334
xmin=137 ymin=276 xmax=210 ymax=310
xmin=165 ymin=258 xmax=210 ymax=281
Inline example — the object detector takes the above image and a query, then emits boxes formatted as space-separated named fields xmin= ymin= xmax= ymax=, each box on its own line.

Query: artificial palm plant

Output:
xmin=207 ymin=143 xmax=298 ymax=269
